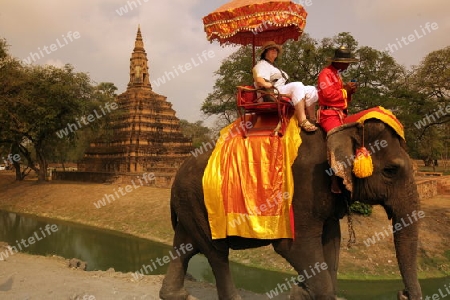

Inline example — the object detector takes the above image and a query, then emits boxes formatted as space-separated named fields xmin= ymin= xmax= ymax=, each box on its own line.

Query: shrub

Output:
xmin=349 ymin=201 xmax=372 ymax=216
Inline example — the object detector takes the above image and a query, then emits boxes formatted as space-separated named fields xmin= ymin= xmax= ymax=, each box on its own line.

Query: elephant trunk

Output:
xmin=392 ymin=196 xmax=422 ymax=299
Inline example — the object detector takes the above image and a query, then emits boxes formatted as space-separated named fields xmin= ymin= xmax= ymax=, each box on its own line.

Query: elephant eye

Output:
xmin=383 ymin=164 xmax=399 ymax=178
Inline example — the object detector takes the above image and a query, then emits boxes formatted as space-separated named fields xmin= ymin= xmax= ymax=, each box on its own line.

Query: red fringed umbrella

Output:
xmin=203 ymin=0 xmax=308 ymax=64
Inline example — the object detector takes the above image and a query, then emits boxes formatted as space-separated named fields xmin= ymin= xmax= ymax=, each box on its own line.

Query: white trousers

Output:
xmin=277 ymin=82 xmax=317 ymax=107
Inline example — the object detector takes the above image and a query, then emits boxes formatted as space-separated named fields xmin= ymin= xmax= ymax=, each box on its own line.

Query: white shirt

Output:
xmin=252 ymin=60 xmax=289 ymax=88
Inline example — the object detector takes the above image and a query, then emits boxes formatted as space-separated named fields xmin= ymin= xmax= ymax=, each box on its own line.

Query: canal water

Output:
xmin=0 ymin=210 xmax=448 ymax=299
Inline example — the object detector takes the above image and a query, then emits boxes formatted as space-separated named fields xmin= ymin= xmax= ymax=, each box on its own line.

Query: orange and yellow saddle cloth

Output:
xmin=203 ymin=117 xmax=301 ymax=240
xmin=344 ymin=106 xmax=405 ymax=139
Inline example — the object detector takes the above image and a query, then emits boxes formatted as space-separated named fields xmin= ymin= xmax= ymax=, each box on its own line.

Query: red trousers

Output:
xmin=318 ymin=109 xmax=347 ymax=133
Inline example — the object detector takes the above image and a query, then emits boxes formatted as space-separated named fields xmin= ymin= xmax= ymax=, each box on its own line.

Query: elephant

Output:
xmin=159 ymin=118 xmax=422 ymax=299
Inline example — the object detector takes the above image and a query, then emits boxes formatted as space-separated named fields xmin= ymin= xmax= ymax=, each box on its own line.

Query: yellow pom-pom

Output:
xmin=353 ymin=147 xmax=373 ymax=178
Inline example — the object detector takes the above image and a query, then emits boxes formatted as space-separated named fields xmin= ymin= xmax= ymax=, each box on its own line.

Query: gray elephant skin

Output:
xmin=159 ymin=119 xmax=422 ymax=300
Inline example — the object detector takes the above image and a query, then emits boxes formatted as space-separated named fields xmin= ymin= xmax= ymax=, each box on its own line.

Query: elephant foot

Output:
xmin=289 ymin=284 xmax=312 ymax=300
xmin=159 ymin=288 xmax=194 ymax=300
xmin=397 ymin=290 xmax=409 ymax=300
xmin=289 ymin=284 xmax=338 ymax=300
xmin=219 ymin=294 xmax=241 ymax=300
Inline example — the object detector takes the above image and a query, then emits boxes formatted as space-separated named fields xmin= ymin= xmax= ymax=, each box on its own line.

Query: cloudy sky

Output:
xmin=1 ymin=0 xmax=449 ymax=127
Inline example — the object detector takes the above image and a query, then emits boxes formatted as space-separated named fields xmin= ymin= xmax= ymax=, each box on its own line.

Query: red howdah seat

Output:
xmin=236 ymin=85 xmax=294 ymax=137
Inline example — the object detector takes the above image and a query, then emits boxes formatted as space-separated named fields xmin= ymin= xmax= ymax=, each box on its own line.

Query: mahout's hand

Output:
xmin=344 ymin=81 xmax=358 ymax=94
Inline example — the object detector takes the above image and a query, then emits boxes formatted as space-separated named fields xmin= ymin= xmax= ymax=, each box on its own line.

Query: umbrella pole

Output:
xmin=252 ymin=35 xmax=256 ymax=66
xmin=252 ymin=45 xmax=256 ymax=66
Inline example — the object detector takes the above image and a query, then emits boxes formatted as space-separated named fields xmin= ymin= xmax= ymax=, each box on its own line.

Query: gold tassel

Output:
xmin=353 ymin=147 xmax=373 ymax=178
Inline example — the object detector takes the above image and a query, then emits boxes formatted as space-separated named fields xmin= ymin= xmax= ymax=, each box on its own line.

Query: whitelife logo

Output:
xmin=0 ymin=224 xmax=59 ymax=261
xmin=22 ymin=31 xmax=81 ymax=64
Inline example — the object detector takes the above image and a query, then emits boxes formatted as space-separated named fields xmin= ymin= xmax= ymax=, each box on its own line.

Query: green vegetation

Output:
xmin=445 ymin=250 xmax=450 ymax=261
xmin=349 ymin=201 xmax=373 ymax=216
xmin=178 ymin=120 xmax=212 ymax=149
xmin=0 ymin=38 xmax=117 ymax=181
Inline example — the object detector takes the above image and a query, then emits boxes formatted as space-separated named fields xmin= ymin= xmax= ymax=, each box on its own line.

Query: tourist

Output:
xmin=252 ymin=41 xmax=318 ymax=132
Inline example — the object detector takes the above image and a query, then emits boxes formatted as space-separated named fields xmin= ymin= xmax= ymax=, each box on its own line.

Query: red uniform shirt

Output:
xmin=317 ymin=65 xmax=352 ymax=132
xmin=317 ymin=65 xmax=350 ymax=109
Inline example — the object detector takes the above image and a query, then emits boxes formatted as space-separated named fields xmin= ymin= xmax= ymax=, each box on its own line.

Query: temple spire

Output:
xmin=128 ymin=25 xmax=151 ymax=89
xmin=134 ymin=25 xmax=144 ymax=51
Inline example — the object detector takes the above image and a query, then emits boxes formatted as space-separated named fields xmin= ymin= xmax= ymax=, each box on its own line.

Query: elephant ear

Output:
xmin=326 ymin=123 xmax=362 ymax=193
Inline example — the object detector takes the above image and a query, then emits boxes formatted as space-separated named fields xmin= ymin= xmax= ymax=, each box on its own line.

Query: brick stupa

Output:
xmin=78 ymin=26 xmax=192 ymax=186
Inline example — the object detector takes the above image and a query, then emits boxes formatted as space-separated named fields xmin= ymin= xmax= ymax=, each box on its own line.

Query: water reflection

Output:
xmin=0 ymin=211 xmax=177 ymax=273
xmin=0 ymin=210 xmax=447 ymax=298
xmin=341 ymin=277 xmax=450 ymax=299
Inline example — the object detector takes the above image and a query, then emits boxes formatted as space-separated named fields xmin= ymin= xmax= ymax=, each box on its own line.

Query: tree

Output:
xmin=49 ymin=81 xmax=119 ymax=169
xmin=0 ymin=39 xmax=31 ymax=180
xmin=0 ymin=39 xmax=114 ymax=181
xmin=412 ymin=46 xmax=450 ymax=102
xmin=178 ymin=120 xmax=212 ymax=148
xmin=400 ymin=46 xmax=450 ymax=161
xmin=277 ymin=33 xmax=326 ymax=84
xmin=3 ymin=64 xmax=96 ymax=181
xmin=279 ymin=32 xmax=359 ymax=85
xmin=0 ymin=39 xmax=7 ymax=60
xmin=95 ymin=82 xmax=118 ymax=98
xmin=201 ymin=46 xmax=254 ymax=125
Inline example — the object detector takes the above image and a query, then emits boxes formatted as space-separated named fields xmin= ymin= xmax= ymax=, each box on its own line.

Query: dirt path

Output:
xmin=0 ymin=251 xmax=264 ymax=300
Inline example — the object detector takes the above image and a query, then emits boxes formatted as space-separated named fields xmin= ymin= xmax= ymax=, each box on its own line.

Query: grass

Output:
xmin=416 ymin=160 xmax=450 ymax=176
xmin=418 ymin=166 xmax=450 ymax=175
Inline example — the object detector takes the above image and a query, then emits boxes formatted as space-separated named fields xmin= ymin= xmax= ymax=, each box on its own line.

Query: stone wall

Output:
xmin=416 ymin=178 xmax=438 ymax=199
xmin=437 ymin=176 xmax=450 ymax=195
xmin=416 ymin=175 xmax=450 ymax=199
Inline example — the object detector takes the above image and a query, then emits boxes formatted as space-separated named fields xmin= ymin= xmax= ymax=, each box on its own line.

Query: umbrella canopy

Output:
xmin=203 ymin=0 xmax=307 ymax=47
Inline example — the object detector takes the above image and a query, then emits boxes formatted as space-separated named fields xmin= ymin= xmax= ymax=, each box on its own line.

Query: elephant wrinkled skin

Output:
xmin=160 ymin=119 xmax=422 ymax=300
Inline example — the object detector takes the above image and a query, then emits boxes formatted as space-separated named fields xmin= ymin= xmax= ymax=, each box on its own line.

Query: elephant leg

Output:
xmin=160 ymin=224 xmax=199 ymax=300
xmin=272 ymin=239 xmax=315 ymax=300
xmin=321 ymin=217 xmax=341 ymax=295
xmin=281 ymin=220 xmax=336 ymax=299
xmin=205 ymin=246 xmax=241 ymax=300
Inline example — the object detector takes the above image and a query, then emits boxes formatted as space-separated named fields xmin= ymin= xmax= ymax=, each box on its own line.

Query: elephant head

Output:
xmin=326 ymin=119 xmax=422 ymax=299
